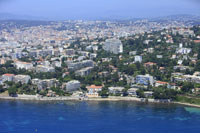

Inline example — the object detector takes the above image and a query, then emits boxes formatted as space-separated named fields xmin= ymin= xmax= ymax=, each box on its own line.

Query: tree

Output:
xmin=99 ymin=88 xmax=109 ymax=98
xmin=181 ymin=82 xmax=194 ymax=93
xmin=0 ymin=85 xmax=5 ymax=93
xmin=136 ymin=90 xmax=145 ymax=98
xmin=8 ymin=87 xmax=17 ymax=97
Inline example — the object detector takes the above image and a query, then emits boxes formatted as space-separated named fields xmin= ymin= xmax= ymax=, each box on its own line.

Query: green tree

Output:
xmin=8 ymin=87 xmax=17 ymax=97
xmin=136 ymin=90 xmax=145 ymax=98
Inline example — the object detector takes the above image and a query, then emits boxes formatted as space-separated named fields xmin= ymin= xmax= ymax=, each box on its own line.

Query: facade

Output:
xmin=65 ymin=49 xmax=75 ymax=56
xmin=2 ymin=74 xmax=15 ymax=82
xmin=32 ymin=78 xmax=59 ymax=90
xmin=134 ymin=56 xmax=142 ymax=63
xmin=108 ymin=87 xmax=124 ymax=94
xmin=36 ymin=65 xmax=55 ymax=73
xmin=75 ymin=67 xmax=93 ymax=77
xmin=136 ymin=74 xmax=154 ymax=86
xmin=103 ymin=39 xmax=123 ymax=54
xmin=14 ymin=61 xmax=33 ymax=70
xmin=14 ymin=75 xmax=31 ymax=84
xmin=127 ymin=88 xmax=138 ymax=96
xmin=68 ymin=60 xmax=94 ymax=71
xmin=65 ymin=80 xmax=81 ymax=92
xmin=155 ymin=81 xmax=168 ymax=87
xmin=176 ymin=48 xmax=191 ymax=54
xmin=86 ymin=85 xmax=103 ymax=97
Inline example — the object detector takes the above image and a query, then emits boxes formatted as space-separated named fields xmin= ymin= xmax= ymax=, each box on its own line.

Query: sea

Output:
xmin=0 ymin=100 xmax=200 ymax=133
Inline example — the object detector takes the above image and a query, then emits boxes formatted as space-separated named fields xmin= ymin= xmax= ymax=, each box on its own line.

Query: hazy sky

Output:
xmin=0 ymin=0 xmax=200 ymax=20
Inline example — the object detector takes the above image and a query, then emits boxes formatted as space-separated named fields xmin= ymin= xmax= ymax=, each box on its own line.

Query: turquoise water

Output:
xmin=1 ymin=100 xmax=200 ymax=133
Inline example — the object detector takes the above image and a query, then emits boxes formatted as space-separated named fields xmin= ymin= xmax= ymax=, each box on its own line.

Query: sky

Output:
xmin=0 ymin=0 xmax=200 ymax=20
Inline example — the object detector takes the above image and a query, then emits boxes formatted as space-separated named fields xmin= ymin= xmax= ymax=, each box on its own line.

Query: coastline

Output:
xmin=1 ymin=95 xmax=200 ymax=108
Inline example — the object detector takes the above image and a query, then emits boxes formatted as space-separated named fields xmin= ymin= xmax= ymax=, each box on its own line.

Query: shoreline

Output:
xmin=1 ymin=95 xmax=200 ymax=108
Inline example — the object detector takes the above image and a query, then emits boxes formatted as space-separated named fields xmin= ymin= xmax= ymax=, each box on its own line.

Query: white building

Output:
xmin=176 ymin=48 xmax=191 ymax=54
xmin=65 ymin=80 xmax=81 ymax=92
xmin=36 ymin=65 xmax=55 ymax=73
xmin=103 ymin=39 xmax=123 ymax=54
xmin=134 ymin=56 xmax=142 ymax=63
xmin=136 ymin=74 xmax=154 ymax=86
xmin=2 ymin=74 xmax=15 ymax=82
xmin=14 ymin=61 xmax=33 ymax=70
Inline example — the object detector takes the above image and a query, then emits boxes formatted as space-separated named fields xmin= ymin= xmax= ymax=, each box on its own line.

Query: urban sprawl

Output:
xmin=0 ymin=19 xmax=200 ymax=104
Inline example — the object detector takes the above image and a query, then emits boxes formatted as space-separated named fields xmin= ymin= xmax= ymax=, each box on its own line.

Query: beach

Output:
xmin=1 ymin=94 xmax=199 ymax=108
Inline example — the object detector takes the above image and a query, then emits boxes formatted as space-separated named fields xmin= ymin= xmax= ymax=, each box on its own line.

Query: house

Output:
xmin=2 ymin=74 xmax=15 ymax=82
xmin=127 ymin=88 xmax=138 ymax=96
xmin=108 ymin=87 xmax=124 ymax=95
xmin=144 ymin=62 xmax=157 ymax=68
xmin=65 ymin=80 xmax=81 ymax=92
xmin=176 ymin=48 xmax=191 ymax=54
xmin=134 ymin=56 xmax=142 ymax=63
xmin=173 ymin=66 xmax=191 ymax=71
xmin=155 ymin=81 xmax=168 ymax=87
xmin=194 ymin=40 xmax=200 ymax=44
xmin=86 ymin=85 xmax=103 ymax=97
xmin=129 ymin=51 xmax=137 ymax=56
xmin=144 ymin=91 xmax=153 ymax=97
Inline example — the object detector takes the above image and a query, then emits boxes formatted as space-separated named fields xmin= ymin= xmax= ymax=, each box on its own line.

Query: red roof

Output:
xmin=194 ymin=40 xmax=200 ymax=43
xmin=156 ymin=81 xmax=168 ymax=85
xmin=87 ymin=85 xmax=103 ymax=89
xmin=144 ymin=62 xmax=157 ymax=66
xmin=3 ymin=74 xmax=15 ymax=76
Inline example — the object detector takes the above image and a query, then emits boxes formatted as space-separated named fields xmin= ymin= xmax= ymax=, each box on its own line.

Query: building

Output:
xmin=129 ymin=51 xmax=137 ymax=56
xmin=65 ymin=49 xmax=75 ymax=56
xmin=75 ymin=67 xmax=93 ymax=77
xmin=108 ymin=87 xmax=124 ymax=94
xmin=67 ymin=60 xmax=94 ymax=71
xmin=127 ymin=88 xmax=138 ymax=96
xmin=103 ymin=39 xmax=123 ymax=54
xmin=155 ymin=81 xmax=168 ymax=87
xmin=32 ymin=78 xmax=59 ymax=90
xmin=36 ymin=65 xmax=55 ymax=73
xmin=14 ymin=61 xmax=33 ymax=70
xmin=176 ymin=48 xmax=191 ymax=54
xmin=14 ymin=75 xmax=31 ymax=84
xmin=2 ymin=74 xmax=15 ymax=82
xmin=144 ymin=62 xmax=157 ymax=68
xmin=136 ymin=74 xmax=154 ymax=86
xmin=134 ymin=56 xmax=142 ymax=63
xmin=144 ymin=91 xmax=153 ymax=97
xmin=65 ymin=80 xmax=81 ymax=92
xmin=86 ymin=85 xmax=103 ymax=97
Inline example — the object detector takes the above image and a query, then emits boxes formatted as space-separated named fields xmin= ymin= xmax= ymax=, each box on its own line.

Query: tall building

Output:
xmin=65 ymin=80 xmax=81 ymax=92
xmin=103 ymin=39 xmax=123 ymax=54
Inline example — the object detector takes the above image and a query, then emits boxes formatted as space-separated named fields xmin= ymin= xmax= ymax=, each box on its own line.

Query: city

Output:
xmin=0 ymin=18 xmax=200 ymax=104
xmin=0 ymin=0 xmax=200 ymax=132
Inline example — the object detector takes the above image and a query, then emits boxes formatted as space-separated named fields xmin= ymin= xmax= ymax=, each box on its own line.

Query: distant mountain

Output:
xmin=0 ymin=13 xmax=200 ymax=24
xmin=0 ymin=13 xmax=49 ymax=21
xmin=150 ymin=14 xmax=200 ymax=22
